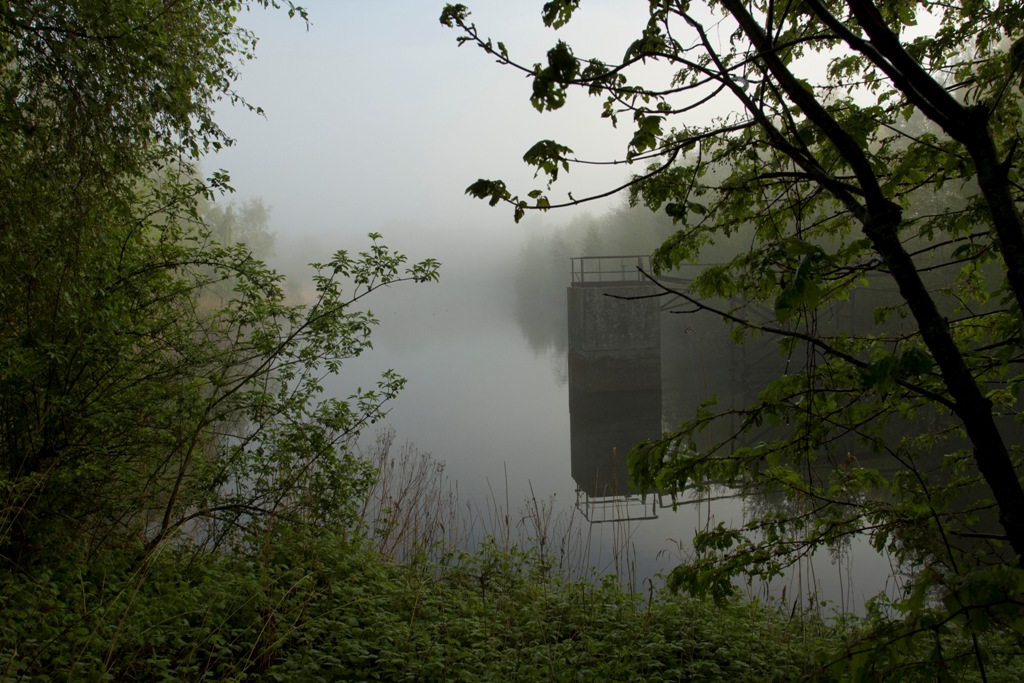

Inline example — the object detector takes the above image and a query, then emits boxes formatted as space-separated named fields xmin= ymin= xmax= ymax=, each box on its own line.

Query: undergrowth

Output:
xmin=1 ymin=528 xmax=840 ymax=682
xmin=4 ymin=431 xmax=1022 ymax=681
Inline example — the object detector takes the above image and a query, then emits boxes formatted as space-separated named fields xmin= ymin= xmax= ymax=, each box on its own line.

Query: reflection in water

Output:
xmin=565 ymin=260 xmax=905 ymax=610
xmin=567 ymin=263 xmax=662 ymax=521
xmin=343 ymin=252 xmax=912 ymax=609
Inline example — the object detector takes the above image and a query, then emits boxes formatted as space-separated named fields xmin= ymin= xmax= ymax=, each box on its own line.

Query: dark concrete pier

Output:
xmin=567 ymin=256 xmax=662 ymax=519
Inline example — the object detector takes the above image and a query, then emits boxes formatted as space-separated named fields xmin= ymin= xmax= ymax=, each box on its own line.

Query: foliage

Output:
xmin=6 ymin=528 xmax=1024 ymax=682
xmin=0 ymin=2 xmax=867 ymax=681
xmin=0 ymin=191 xmax=441 ymax=561
xmin=0 ymin=529 xmax=846 ymax=682
xmin=0 ymin=0 xmax=440 ymax=567
xmin=205 ymin=197 xmax=277 ymax=261
xmin=443 ymin=0 xmax=1024 ymax=675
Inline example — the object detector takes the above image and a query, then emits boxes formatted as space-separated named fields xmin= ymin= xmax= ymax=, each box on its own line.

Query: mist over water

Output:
xmin=217 ymin=164 xmax=900 ymax=610
xmin=203 ymin=2 xmax=903 ymax=609
xmin=272 ymin=209 xmax=898 ymax=611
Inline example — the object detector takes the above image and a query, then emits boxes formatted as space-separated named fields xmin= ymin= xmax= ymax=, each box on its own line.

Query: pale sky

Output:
xmin=213 ymin=1 xmax=665 ymax=262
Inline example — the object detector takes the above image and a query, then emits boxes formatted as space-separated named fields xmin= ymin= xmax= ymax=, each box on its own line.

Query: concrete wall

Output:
xmin=567 ymin=284 xmax=662 ymax=497
xmin=567 ymin=285 xmax=661 ymax=360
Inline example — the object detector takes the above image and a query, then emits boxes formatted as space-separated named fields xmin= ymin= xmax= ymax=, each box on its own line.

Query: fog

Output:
xmin=208 ymin=4 xmax=662 ymax=455
xmin=203 ymin=2 xmax=671 ymax=577
xmin=215 ymin=3 xmax=649 ymax=248
xmin=214 ymin=6 xmax=638 ymax=342
xmin=202 ymin=2 xmax=898 ymax=600
xmin=204 ymin=2 xmax=635 ymax=496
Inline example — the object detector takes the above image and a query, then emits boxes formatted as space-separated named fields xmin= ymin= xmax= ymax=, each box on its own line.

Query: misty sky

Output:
xmin=213 ymin=1 xmax=666 ymax=265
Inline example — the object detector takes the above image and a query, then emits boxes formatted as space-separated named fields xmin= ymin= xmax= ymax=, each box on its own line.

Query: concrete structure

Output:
xmin=567 ymin=257 xmax=662 ymax=519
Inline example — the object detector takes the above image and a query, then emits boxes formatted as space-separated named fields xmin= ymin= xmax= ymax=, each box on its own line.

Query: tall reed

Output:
xmin=356 ymin=428 xmax=640 ymax=589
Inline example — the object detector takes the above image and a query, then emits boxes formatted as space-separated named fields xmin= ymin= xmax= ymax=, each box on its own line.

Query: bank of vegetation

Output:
xmin=0 ymin=529 xmax=893 ymax=681
xmin=5 ymin=423 xmax=1023 ymax=682
xmin=3 ymin=1 xmax=1024 ymax=680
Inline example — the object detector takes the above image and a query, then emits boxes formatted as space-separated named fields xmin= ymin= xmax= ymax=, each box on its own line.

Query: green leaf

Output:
xmin=541 ymin=0 xmax=580 ymax=28
xmin=859 ymin=347 xmax=934 ymax=392
xmin=522 ymin=139 xmax=574 ymax=183
xmin=465 ymin=179 xmax=510 ymax=207
xmin=530 ymin=41 xmax=579 ymax=111
xmin=629 ymin=115 xmax=664 ymax=156
xmin=774 ymin=256 xmax=821 ymax=322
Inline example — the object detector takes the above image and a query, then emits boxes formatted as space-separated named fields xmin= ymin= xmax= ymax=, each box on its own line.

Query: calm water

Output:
xmin=327 ymin=272 xmax=900 ymax=613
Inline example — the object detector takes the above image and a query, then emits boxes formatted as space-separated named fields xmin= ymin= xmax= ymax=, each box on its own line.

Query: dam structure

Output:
xmin=567 ymin=256 xmax=662 ymax=522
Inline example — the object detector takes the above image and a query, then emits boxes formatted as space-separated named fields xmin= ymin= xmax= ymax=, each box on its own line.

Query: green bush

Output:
xmin=0 ymin=530 xmax=838 ymax=682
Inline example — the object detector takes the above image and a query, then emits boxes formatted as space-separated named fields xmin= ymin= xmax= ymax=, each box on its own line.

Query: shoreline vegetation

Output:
xmin=4 ymin=1 xmax=1023 ymax=679
xmin=4 ymin=430 xmax=1021 ymax=682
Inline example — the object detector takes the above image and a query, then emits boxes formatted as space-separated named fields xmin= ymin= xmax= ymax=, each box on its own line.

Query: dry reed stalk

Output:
xmin=357 ymin=428 xmax=640 ymax=587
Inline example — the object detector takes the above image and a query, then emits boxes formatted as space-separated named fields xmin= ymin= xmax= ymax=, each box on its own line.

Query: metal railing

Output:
xmin=570 ymin=255 xmax=652 ymax=286
xmin=574 ymin=488 xmax=660 ymax=523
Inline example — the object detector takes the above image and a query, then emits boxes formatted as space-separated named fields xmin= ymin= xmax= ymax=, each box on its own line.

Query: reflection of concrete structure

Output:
xmin=567 ymin=256 xmax=662 ymax=520
xmin=656 ymin=269 xmax=907 ymax=465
